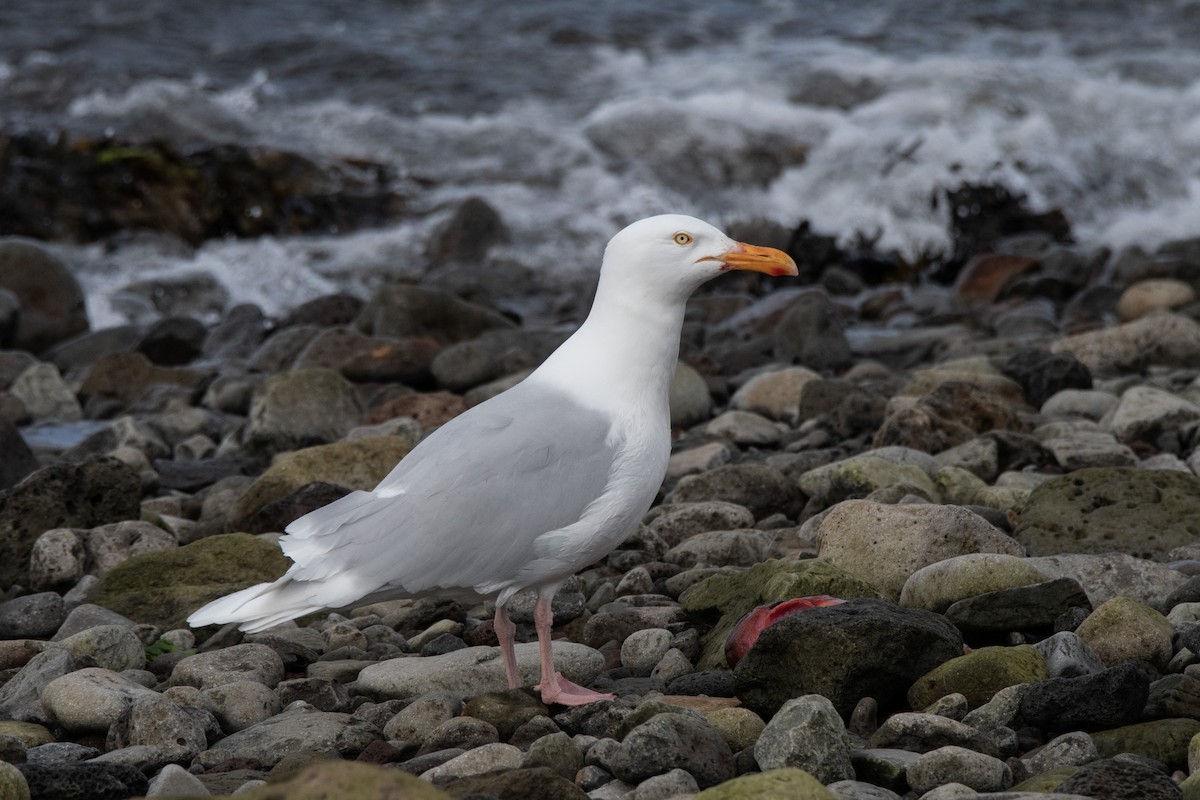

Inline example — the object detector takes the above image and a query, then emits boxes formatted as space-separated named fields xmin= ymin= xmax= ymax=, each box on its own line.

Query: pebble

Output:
xmin=10 ymin=219 xmax=1200 ymax=799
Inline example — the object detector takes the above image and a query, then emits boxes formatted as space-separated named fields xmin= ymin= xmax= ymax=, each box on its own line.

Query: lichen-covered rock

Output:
xmin=754 ymin=695 xmax=853 ymax=783
xmin=91 ymin=533 xmax=290 ymax=631
xmin=226 ymin=435 xmax=416 ymax=532
xmin=693 ymin=768 xmax=839 ymax=799
xmin=900 ymin=553 xmax=1044 ymax=613
xmin=909 ymin=645 xmax=1049 ymax=710
xmin=816 ymin=500 xmax=1025 ymax=601
xmin=666 ymin=463 xmax=806 ymax=519
xmin=1074 ymin=595 xmax=1173 ymax=669
xmin=196 ymin=706 xmax=380 ymax=769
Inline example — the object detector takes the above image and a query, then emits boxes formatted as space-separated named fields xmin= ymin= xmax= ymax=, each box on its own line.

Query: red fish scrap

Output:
xmin=724 ymin=595 xmax=846 ymax=668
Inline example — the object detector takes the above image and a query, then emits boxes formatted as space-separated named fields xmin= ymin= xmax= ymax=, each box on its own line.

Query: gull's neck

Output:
xmin=533 ymin=276 xmax=688 ymax=416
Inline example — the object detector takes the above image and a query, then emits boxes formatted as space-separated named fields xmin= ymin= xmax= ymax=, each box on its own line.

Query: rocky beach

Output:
xmin=3 ymin=176 xmax=1200 ymax=800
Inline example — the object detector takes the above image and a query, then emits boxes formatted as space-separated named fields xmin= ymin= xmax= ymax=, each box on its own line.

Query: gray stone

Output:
xmin=1043 ymin=430 xmax=1137 ymax=470
xmin=666 ymin=462 xmax=806 ymax=519
xmin=171 ymin=643 xmax=285 ymax=690
xmin=621 ymin=628 xmax=675 ymax=672
xmin=420 ymin=742 xmax=522 ymax=782
xmin=1103 ymin=385 xmax=1200 ymax=444
xmin=356 ymin=641 xmax=604 ymax=700
xmin=0 ymin=761 xmax=29 ymax=800
xmin=755 ymin=695 xmax=854 ymax=783
xmin=244 ymin=368 xmax=363 ymax=455
xmin=610 ymin=712 xmax=735 ymax=789
xmin=41 ymin=667 xmax=158 ymax=733
xmin=730 ymin=366 xmax=821 ymax=424
xmin=647 ymin=501 xmax=755 ymax=548
xmin=1034 ymin=631 xmax=1107 ymax=678
xmin=58 ymin=624 xmax=146 ymax=672
xmin=666 ymin=441 xmax=732 ymax=480
xmin=196 ymin=706 xmax=380 ymax=769
xmin=106 ymin=693 xmax=208 ymax=765
xmin=827 ymin=779 xmax=903 ymax=800
xmin=906 ymin=745 xmax=1012 ymax=794
xmin=51 ymin=603 xmax=136 ymax=641
xmin=28 ymin=529 xmax=87 ymax=591
xmin=1019 ymin=730 xmax=1099 ymax=775
xmin=669 ymin=362 xmax=713 ymax=428
xmin=1041 ymin=388 xmax=1118 ymax=420
xmin=629 ymin=768 xmax=699 ymax=800
xmin=868 ymin=713 xmax=996 ymax=755
xmin=798 ymin=450 xmax=939 ymax=511
xmin=382 ymin=691 xmax=463 ymax=743
xmin=704 ymin=410 xmax=781 ymax=446
xmin=24 ymin=741 xmax=101 ymax=766
xmin=662 ymin=528 xmax=776 ymax=568
xmin=0 ymin=647 xmax=75 ymax=724
xmin=146 ymin=763 xmax=211 ymax=797
xmin=520 ymin=731 xmax=582 ymax=780
xmin=203 ymin=680 xmax=282 ymax=733
xmin=0 ymin=592 xmax=65 ymax=638
xmin=900 ymin=553 xmax=1043 ymax=613
xmin=1029 ymin=552 xmax=1187 ymax=607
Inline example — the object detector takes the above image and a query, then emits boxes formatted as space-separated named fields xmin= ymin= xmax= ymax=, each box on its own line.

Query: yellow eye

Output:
xmin=673 ymin=232 xmax=693 ymax=246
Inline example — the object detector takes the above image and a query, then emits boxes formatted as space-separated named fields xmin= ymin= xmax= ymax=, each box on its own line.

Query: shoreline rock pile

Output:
xmin=3 ymin=220 xmax=1200 ymax=800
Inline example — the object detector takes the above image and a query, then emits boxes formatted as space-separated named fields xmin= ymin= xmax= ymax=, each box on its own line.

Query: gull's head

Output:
xmin=600 ymin=214 xmax=798 ymax=305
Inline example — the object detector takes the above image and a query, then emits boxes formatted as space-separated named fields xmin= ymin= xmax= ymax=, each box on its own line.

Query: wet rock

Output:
xmin=0 ymin=456 xmax=142 ymax=589
xmin=908 ymin=645 xmax=1048 ymax=710
xmin=9 ymin=362 xmax=83 ymax=421
xmin=754 ymin=695 xmax=854 ymax=782
xmin=736 ymin=599 xmax=963 ymax=718
xmin=1018 ymin=662 xmax=1152 ymax=731
xmin=91 ymin=533 xmax=290 ymax=631
xmin=1012 ymin=467 xmax=1200 ymax=560
xmin=610 ymin=712 xmax=735 ymax=789
xmin=278 ymin=293 xmax=365 ymax=330
xmin=817 ymin=500 xmax=1024 ymax=601
xmin=666 ymin=462 xmax=806 ymax=519
xmin=244 ymin=368 xmax=363 ymax=454
xmin=0 ymin=419 xmax=38 ymax=490
xmin=899 ymin=553 xmax=1043 ymax=613
xmin=0 ymin=238 xmax=89 ymax=354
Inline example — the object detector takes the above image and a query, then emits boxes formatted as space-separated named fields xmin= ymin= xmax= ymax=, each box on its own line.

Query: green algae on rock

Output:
xmin=91 ymin=533 xmax=291 ymax=631
xmin=909 ymin=644 xmax=1048 ymax=710
xmin=1012 ymin=466 xmax=1200 ymax=560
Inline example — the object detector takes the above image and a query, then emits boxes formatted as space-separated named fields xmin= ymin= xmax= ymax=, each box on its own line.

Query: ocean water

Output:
xmin=2 ymin=0 xmax=1199 ymax=326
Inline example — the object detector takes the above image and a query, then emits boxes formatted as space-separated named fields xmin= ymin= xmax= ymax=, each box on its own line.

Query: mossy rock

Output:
xmin=92 ymin=533 xmax=291 ymax=630
xmin=210 ymin=760 xmax=453 ymax=799
xmin=1012 ymin=467 xmax=1200 ymax=559
xmin=680 ymin=559 xmax=883 ymax=671
xmin=1090 ymin=718 xmax=1200 ymax=771
xmin=909 ymin=645 xmax=1048 ymax=710
xmin=694 ymin=768 xmax=837 ymax=800
xmin=227 ymin=436 xmax=415 ymax=532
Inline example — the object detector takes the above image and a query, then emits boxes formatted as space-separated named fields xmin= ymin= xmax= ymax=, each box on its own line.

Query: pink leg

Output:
xmin=494 ymin=605 xmax=520 ymax=690
xmin=532 ymin=592 xmax=615 ymax=706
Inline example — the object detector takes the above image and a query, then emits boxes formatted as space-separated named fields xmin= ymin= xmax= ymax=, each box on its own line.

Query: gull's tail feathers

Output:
xmin=186 ymin=571 xmax=366 ymax=634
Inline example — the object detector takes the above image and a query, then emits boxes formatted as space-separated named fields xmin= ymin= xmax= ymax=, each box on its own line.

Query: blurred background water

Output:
xmin=2 ymin=0 xmax=1199 ymax=324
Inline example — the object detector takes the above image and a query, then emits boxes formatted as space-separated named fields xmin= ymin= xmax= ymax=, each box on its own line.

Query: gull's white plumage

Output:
xmin=188 ymin=214 xmax=796 ymax=705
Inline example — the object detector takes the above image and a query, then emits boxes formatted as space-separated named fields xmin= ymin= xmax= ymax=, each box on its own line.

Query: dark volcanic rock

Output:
xmin=666 ymin=462 xmax=806 ymax=519
xmin=250 ymin=481 xmax=352 ymax=534
xmin=137 ymin=315 xmax=208 ymax=365
xmin=0 ymin=418 xmax=39 ymax=490
xmin=734 ymin=599 xmax=963 ymax=718
xmin=945 ymin=577 xmax=1092 ymax=633
xmin=0 ymin=132 xmax=406 ymax=245
xmin=772 ymin=292 xmax=853 ymax=371
xmin=1018 ymin=662 xmax=1152 ymax=731
xmin=998 ymin=347 xmax=1093 ymax=408
xmin=0 ymin=456 xmax=142 ymax=588
xmin=1055 ymin=757 xmax=1182 ymax=800
xmin=17 ymin=762 xmax=148 ymax=800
